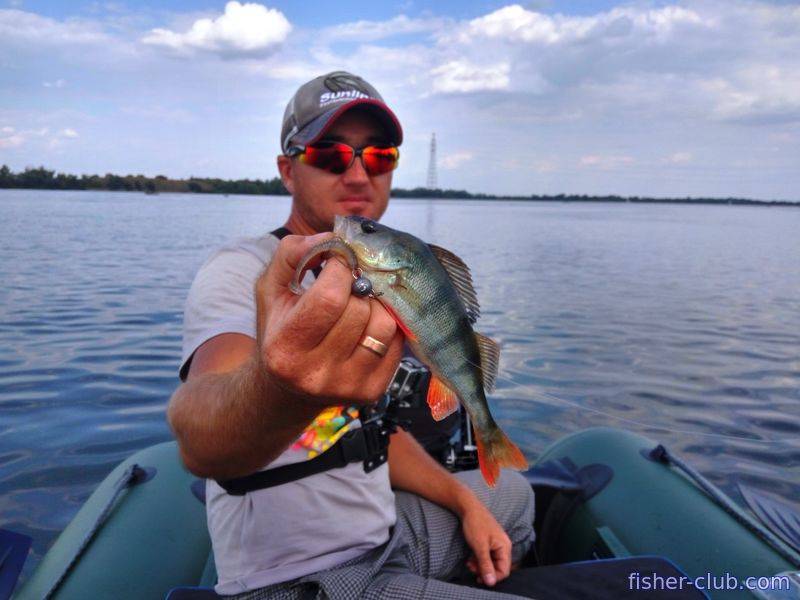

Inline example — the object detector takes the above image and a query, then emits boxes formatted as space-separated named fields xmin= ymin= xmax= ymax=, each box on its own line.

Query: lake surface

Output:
xmin=1 ymin=189 xmax=799 ymax=580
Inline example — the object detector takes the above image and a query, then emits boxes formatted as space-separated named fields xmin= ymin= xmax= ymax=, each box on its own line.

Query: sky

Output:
xmin=1 ymin=0 xmax=799 ymax=200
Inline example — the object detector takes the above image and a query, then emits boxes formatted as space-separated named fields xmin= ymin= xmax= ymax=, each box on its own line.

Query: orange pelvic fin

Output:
xmin=426 ymin=376 xmax=460 ymax=421
xmin=475 ymin=428 xmax=528 ymax=487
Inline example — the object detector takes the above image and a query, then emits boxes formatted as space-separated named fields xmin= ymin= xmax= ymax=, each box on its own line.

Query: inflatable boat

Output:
xmin=5 ymin=426 xmax=799 ymax=599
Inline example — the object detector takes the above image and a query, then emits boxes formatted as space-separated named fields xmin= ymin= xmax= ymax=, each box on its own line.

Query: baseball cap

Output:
xmin=280 ymin=71 xmax=403 ymax=154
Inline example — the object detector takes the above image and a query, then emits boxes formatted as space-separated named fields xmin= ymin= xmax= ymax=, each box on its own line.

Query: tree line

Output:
xmin=0 ymin=165 xmax=288 ymax=195
xmin=1 ymin=165 xmax=796 ymax=206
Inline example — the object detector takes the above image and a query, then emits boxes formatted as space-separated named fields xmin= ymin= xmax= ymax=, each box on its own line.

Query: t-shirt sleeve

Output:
xmin=179 ymin=245 xmax=268 ymax=381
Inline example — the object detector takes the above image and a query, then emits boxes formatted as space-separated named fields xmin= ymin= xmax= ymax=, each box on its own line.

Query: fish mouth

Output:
xmin=333 ymin=214 xmax=348 ymax=237
xmin=333 ymin=215 xmax=379 ymax=266
xmin=333 ymin=215 xmax=364 ymax=242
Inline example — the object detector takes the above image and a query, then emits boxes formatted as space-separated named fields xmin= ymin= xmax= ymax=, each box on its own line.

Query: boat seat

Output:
xmin=167 ymin=555 xmax=707 ymax=599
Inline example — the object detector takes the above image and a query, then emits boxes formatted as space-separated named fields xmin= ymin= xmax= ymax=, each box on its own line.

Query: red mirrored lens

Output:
xmin=362 ymin=146 xmax=399 ymax=176
xmin=300 ymin=143 xmax=353 ymax=174
xmin=300 ymin=143 xmax=399 ymax=176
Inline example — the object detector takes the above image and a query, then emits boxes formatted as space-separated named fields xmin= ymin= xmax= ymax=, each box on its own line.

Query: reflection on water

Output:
xmin=1 ymin=190 xmax=799 ymax=579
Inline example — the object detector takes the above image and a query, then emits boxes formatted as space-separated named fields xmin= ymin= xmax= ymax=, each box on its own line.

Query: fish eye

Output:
xmin=360 ymin=220 xmax=377 ymax=234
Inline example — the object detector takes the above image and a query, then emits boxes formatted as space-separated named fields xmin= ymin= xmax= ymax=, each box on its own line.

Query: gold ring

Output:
xmin=359 ymin=335 xmax=388 ymax=357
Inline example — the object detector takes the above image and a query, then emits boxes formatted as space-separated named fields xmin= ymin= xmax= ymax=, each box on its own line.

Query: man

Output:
xmin=168 ymin=71 xmax=534 ymax=599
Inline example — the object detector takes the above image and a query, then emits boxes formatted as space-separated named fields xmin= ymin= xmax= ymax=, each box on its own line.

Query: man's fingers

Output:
xmin=317 ymin=290 xmax=373 ymax=356
xmin=345 ymin=300 xmax=398 ymax=362
xmin=359 ymin=331 xmax=404 ymax=402
xmin=255 ymin=231 xmax=406 ymax=405
xmin=466 ymin=557 xmax=477 ymax=574
xmin=492 ymin=538 xmax=512 ymax=579
xmin=260 ymin=232 xmax=334 ymax=302
xmin=281 ymin=257 xmax=357 ymax=349
xmin=474 ymin=542 xmax=497 ymax=587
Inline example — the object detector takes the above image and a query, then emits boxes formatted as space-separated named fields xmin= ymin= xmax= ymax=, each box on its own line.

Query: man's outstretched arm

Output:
xmin=168 ymin=233 xmax=404 ymax=481
xmin=168 ymin=337 xmax=321 ymax=480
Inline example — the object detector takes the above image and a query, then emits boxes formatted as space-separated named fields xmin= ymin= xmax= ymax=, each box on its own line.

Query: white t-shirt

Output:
xmin=180 ymin=233 xmax=396 ymax=595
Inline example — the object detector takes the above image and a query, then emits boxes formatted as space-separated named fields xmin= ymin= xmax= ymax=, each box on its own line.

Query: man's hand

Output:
xmin=461 ymin=500 xmax=512 ymax=587
xmin=169 ymin=232 xmax=404 ymax=480
xmin=255 ymin=232 xmax=404 ymax=407
xmin=388 ymin=430 xmax=514 ymax=588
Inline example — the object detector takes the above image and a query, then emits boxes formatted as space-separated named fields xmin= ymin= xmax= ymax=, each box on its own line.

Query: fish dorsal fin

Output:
xmin=428 ymin=244 xmax=480 ymax=324
xmin=475 ymin=332 xmax=500 ymax=393
xmin=427 ymin=376 xmax=460 ymax=421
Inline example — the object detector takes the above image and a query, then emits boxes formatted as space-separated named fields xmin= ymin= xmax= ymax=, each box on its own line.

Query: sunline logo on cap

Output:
xmin=319 ymin=89 xmax=371 ymax=107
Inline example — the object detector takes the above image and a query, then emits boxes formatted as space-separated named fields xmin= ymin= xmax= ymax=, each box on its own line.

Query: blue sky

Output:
xmin=1 ymin=0 xmax=799 ymax=199
xmin=9 ymin=1 xmax=638 ymax=24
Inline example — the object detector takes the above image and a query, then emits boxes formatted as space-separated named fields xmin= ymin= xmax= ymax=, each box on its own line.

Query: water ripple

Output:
xmin=2 ymin=192 xmax=799 ymax=582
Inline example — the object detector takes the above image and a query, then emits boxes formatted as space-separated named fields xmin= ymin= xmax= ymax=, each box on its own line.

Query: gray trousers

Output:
xmin=232 ymin=469 xmax=535 ymax=600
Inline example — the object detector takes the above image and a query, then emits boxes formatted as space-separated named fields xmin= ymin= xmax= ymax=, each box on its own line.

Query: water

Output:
xmin=1 ymin=189 xmax=799 ymax=579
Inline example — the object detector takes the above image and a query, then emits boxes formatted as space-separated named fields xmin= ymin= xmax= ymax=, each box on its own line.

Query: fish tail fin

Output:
xmin=475 ymin=427 xmax=528 ymax=488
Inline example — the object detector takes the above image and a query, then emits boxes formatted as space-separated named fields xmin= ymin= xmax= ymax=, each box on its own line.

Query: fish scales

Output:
xmin=402 ymin=251 xmax=489 ymax=425
xmin=311 ymin=216 xmax=529 ymax=487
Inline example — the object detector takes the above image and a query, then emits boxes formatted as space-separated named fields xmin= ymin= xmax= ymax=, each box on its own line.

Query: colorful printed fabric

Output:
xmin=293 ymin=406 xmax=360 ymax=458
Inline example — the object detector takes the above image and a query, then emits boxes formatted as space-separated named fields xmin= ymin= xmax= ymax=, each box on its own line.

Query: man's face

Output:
xmin=278 ymin=109 xmax=394 ymax=233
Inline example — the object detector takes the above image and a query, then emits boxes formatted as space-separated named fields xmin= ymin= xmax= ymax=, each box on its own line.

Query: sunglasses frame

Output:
xmin=286 ymin=141 xmax=400 ymax=176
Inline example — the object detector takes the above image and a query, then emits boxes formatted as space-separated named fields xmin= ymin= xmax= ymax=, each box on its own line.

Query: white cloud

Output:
xmin=580 ymin=155 xmax=634 ymax=169
xmin=532 ymin=159 xmax=558 ymax=173
xmin=0 ymin=9 xmax=109 ymax=45
xmin=440 ymin=151 xmax=473 ymax=170
xmin=769 ymin=132 xmax=794 ymax=143
xmin=0 ymin=125 xmax=80 ymax=150
xmin=43 ymin=79 xmax=66 ymax=88
xmin=704 ymin=65 xmax=800 ymax=124
xmin=457 ymin=4 xmax=707 ymax=45
xmin=47 ymin=128 xmax=79 ymax=149
xmin=239 ymin=59 xmax=327 ymax=81
xmin=430 ymin=1 xmax=800 ymax=126
xmin=462 ymin=5 xmax=570 ymax=44
xmin=2 ymin=1 xmax=799 ymax=198
xmin=120 ymin=105 xmax=194 ymax=123
xmin=0 ymin=133 xmax=24 ymax=148
xmin=142 ymin=1 xmax=291 ymax=58
xmin=430 ymin=60 xmax=510 ymax=94
xmin=324 ymin=15 xmax=443 ymax=42
xmin=666 ymin=152 xmax=692 ymax=164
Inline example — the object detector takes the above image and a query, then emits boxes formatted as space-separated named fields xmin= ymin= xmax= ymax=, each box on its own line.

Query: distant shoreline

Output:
xmin=2 ymin=165 xmax=797 ymax=206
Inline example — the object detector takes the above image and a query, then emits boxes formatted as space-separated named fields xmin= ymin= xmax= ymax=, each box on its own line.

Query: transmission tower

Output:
xmin=426 ymin=133 xmax=438 ymax=189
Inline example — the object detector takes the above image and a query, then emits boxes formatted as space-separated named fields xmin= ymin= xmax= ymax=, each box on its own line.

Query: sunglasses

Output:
xmin=287 ymin=141 xmax=400 ymax=176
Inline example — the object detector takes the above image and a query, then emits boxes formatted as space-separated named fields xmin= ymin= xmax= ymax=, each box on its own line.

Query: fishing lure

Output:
xmin=290 ymin=236 xmax=379 ymax=298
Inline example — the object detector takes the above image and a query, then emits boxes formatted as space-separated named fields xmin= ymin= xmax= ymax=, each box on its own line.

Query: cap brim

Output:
xmin=289 ymin=99 xmax=403 ymax=150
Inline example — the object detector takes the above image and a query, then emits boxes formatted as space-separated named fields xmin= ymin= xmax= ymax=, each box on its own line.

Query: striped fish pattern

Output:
xmin=334 ymin=215 xmax=527 ymax=486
